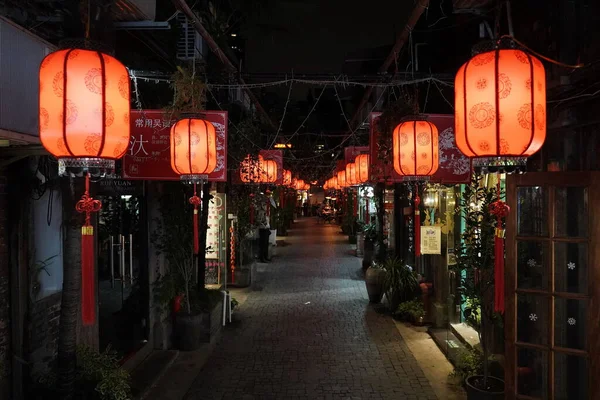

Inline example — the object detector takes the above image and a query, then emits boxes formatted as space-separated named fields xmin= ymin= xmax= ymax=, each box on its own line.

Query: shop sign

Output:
xmin=96 ymin=179 xmax=143 ymax=196
xmin=205 ymin=192 xmax=227 ymax=285
xmin=421 ymin=226 xmax=442 ymax=255
xmin=122 ymin=110 xmax=228 ymax=181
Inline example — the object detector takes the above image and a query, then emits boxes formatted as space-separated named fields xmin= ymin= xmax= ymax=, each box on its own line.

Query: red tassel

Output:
xmin=414 ymin=185 xmax=421 ymax=257
xmin=189 ymin=183 xmax=201 ymax=255
xmin=494 ymin=232 xmax=505 ymax=313
xmin=75 ymin=174 xmax=101 ymax=326
xmin=81 ymin=227 xmax=95 ymax=325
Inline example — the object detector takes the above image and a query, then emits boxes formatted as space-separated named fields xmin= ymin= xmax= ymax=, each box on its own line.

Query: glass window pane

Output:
xmin=517 ymin=241 xmax=549 ymax=290
xmin=517 ymin=295 xmax=548 ymax=345
xmin=554 ymin=242 xmax=587 ymax=294
xmin=517 ymin=347 xmax=548 ymax=398
xmin=554 ymin=353 xmax=588 ymax=400
xmin=555 ymin=187 xmax=587 ymax=237
xmin=554 ymin=298 xmax=587 ymax=351
xmin=517 ymin=187 xmax=548 ymax=237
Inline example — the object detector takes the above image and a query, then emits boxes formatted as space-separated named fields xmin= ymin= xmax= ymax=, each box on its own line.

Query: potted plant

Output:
xmin=383 ymin=258 xmax=420 ymax=312
xmin=364 ymin=262 xmax=386 ymax=303
xmin=395 ymin=299 xmax=425 ymax=325
xmin=362 ymin=223 xmax=377 ymax=270
xmin=451 ymin=174 xmax=504 ymax=399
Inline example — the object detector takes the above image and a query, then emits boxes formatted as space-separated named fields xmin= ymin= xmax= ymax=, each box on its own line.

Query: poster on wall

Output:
xmin=122 ymin=110 xmax=228 ymax=181
xmin=421 ymin=226 xmax=442 ymax=255
xmin=205 ymin=192 xmax=227 ymax=285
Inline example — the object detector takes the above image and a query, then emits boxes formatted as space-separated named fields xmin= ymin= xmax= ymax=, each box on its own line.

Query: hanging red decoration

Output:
xmin=39 ymin=47 xmax=131 ymax=326
xmin=393 ymin=119 xmax=439 ymax=260
xmin=345 ymin=162 xmax=357 ymax=186
xmin=355 ymin=154 xmax=370 ymax=184
xmin=169 ymin=117 xmax=218 ymax=255
xmin=283 ymin=169 xmax=292 ymax=186
xmin=240 ymin=155 xmax=278 ymax=183
xmin=337 ymin=170 xmax=347 ymax=188
xmin=454 ymin=48 xmax=546 ymax=170
xmin=489 ymin=190 xmax=510 ymax=314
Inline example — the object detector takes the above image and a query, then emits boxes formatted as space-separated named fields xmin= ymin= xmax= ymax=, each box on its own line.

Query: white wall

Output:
xmin=32 ymin=188 xmax=63 ymax=297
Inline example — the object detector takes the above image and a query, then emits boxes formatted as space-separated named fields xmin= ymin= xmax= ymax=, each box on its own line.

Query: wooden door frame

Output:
xmin=505 ymin=172 xmax=600 ymax=400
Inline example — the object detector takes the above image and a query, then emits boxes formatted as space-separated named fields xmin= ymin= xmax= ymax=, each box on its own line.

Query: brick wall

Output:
xmin=0 ymin=172 xmax=10 ymax=394
xmin=28 ymin=292 xmax=61 ymax=377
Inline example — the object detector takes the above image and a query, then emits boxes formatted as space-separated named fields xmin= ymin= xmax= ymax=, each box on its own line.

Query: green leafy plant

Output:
xmin=362 ymin=222 xmax=378 ymax=242
xmin=450 ymin=173 xmax=502 ymax=387
xmin=450 ymin=348 xmax=484 ymax=384
xmin=34 ymin=346 xmax=131 ymax=400
xmin=395 ymin=299 xmax=425 ymax=321
xmin=383 ymin=258 xmax=420 ymax=304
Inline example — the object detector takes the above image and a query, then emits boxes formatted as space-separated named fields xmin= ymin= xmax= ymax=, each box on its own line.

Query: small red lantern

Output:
xmin=345 ymin=162 xmax=357 ymax=186
xmin=240 ymin=155 xmax=277 ymax=183
xmin=169 ymin=117 xmax=218 ymax=255
xmin=393 ymin=119 xmax=439 ymax=258
xmin=337 ymin=170 xmax=347 ymax=188
xmin=39 ymin=47 xmax=131 ymax=326
xmin=354 ymin=154 xmax=370 ymax=184
xmin=283 ymin=169 xmax=292 ymax=186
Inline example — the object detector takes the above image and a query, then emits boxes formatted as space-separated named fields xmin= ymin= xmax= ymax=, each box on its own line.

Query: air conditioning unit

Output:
xmin=176 ymin=12 xmax=204 ymax=61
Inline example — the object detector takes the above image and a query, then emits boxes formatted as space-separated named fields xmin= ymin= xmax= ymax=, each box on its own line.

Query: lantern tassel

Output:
xmin=489 ymin=184 xmax=510 ymax=315
xmin=75 ymin=173 xmax=102 ymax=326
xmin=189 ymin=183 xmax=201 ymax=255
xmin=414 ymin=184 xmax=421 ymax=257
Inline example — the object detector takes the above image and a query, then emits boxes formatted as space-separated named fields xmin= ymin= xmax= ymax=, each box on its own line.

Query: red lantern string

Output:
xmin=75 ymin=173 xmax=102 ymax=326
xmin=414 ymin=183 xmax=421 ymax=257
xmin=249 ymin=193 xmax=255 ymax=225
xmin=189 ymin=183 xmax=201 ymax=255
xmin=490 ymin=180 xmax=510 ymax=314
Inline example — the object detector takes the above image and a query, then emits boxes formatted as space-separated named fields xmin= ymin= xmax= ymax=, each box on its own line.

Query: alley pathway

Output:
xmin=185 ymin=218 xmax=438 ymax=400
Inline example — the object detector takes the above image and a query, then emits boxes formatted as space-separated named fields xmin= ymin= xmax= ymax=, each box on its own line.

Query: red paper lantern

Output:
xmin=240 ymin=155 xmax=277 ymax=183
xmin=39 ymin=48 xmax=131 ymax=164
xmin=454 ymin=49 xmax=546 ymax=162
xmin=336 ymin=170 xmax=347 ymax=188
xmin=345 ymin=162 xmax=357 ymax=186
xmin=393 ymin=120 xmax=439 ymax=178
xmin=283 ymin=169 xmax=292 ymax=186
xmin=39 ymin=47 xmax=131 ymax=326
xmin=355 ymin=154 xmax=369 ymax=184
xmin=170 ymin=118 xmax=217 ymax=180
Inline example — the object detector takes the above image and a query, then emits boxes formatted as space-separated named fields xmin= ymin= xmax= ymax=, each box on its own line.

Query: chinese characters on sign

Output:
xmin=205 ymin=192 xmax=227 ymax=285
xmin=421 ymin=226 xmax=442 ymax=255
xmin=122 ymin=110 xmax=228 ymax=181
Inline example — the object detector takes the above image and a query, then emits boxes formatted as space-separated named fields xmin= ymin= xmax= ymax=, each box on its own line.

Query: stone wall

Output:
xmin=27 ymin=292 xmax=61 ymax=377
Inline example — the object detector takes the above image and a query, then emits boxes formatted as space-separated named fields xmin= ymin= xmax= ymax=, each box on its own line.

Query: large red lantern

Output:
xmin=39 ymin=48 xmax=131 ymax=326
xmin=454 ymin=48 xmax=546 ymax=169
xmin=355 ymin=154 xmax=369 ymax=184
xmin=169 ymin=117 xmax=217 ymax=255
xmin=393 ymin=120 xmax=439 ymax=178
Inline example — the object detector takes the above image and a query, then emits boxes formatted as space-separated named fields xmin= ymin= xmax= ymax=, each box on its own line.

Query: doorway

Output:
xmin=505 ymin=172 xmax=600 ymax=400
xmin=97 ymin=186 xmax=149 ymax=359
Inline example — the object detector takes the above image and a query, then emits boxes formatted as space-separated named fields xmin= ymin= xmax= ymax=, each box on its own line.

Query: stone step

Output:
xmin=129 ymin=350 xmax=179 ymax=400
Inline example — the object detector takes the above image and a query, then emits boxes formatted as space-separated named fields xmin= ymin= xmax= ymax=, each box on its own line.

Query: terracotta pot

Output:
xmin=365 ymin=267 xmax=386 ymax=303
xmin=465 ymin=376 xmax=504 ymax=400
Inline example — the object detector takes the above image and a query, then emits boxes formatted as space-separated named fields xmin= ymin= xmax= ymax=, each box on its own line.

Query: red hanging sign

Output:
xmin=122 ymin=110 xmax=228 ymax=181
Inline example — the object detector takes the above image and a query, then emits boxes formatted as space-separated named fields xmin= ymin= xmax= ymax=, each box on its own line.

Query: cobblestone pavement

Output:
xmin=185 ymin=218 xmax=438 ymax=400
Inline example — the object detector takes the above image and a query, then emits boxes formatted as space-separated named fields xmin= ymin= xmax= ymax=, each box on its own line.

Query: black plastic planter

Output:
xmin=465 ymin=376 xmax=504 ymax=400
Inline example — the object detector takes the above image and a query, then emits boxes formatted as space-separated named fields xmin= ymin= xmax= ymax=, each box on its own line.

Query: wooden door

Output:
xmin=505 ymin=172 xmax=600 ymax=400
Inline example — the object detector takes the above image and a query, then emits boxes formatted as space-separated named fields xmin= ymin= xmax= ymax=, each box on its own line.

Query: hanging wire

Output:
xmin=500 ymin=35 xmax=585 ymax=69
xmin=269 ymin=75 xmax=294 ymax=149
